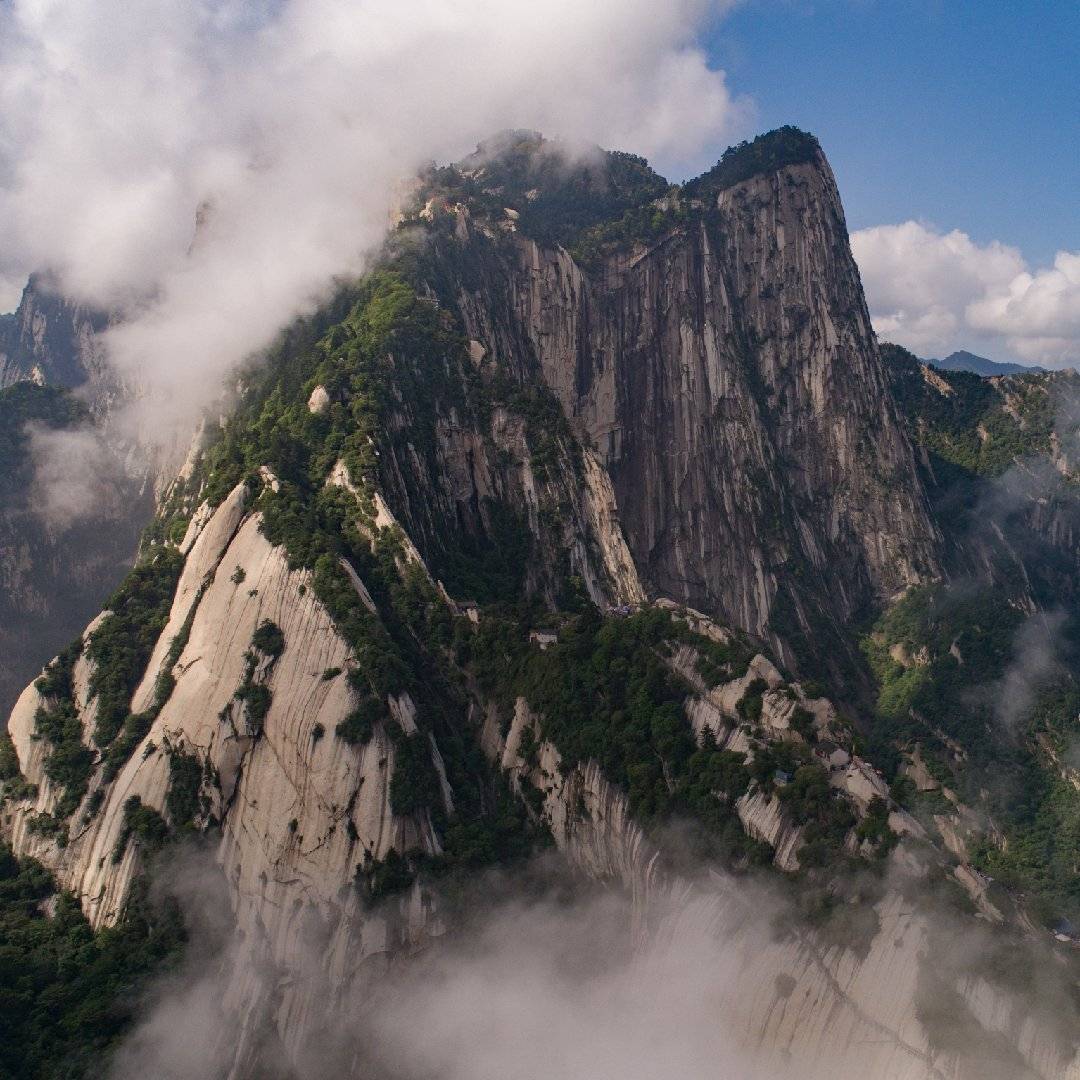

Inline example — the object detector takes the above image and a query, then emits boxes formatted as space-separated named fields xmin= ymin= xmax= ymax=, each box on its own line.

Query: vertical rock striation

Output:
xmin=438 ymin=143 xmax=940 ymax=671
xmin=7 ymin=130 xmax=1074 ymax=1079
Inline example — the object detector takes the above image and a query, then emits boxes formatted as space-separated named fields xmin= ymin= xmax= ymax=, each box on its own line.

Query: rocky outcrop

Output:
xmin=884 ymin=343 xmax=1080 ymax=612
xmin=0 ymin=275 xmax=150 ymax=719
xmin=2 ymin=487 xmax=448 ymax=1066
xmin=436 ymin=150 xmax=941 ymax=672
xmin=5 ymin=478 xmax=1076 ymax=1078
xmin=374 ymin=385 xmax=644 ymax=609
xmin=0 ymin=274 xmax=116 ymax=410
xmin=0 ymin=382 xmax=150 ymax=719
xmin=3 ymin=133 xmax=1074 ymax=1080
xmin=480 ymin=688 xmax=1080 ymax=1080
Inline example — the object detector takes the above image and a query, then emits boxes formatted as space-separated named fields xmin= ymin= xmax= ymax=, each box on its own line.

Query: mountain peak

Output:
xmin=683 ymin=125 xmax=823 ymax=198
xmin=935 ymin=349 xmax=1044 ymax=377
xmin=408 ymin=126 xmax=829 ymax=261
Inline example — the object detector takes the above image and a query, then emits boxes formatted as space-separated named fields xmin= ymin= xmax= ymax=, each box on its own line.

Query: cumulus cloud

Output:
xmin=852 ymin=221 xmax=1080 ymax=369
xmin=968 ymin=251 xmax=1080 ymax=365
xmin=0 ymin=0 xmax=750 ymax=444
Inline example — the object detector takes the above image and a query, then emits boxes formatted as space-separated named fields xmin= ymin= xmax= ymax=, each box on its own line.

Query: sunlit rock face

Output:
xmin=3 ymin=485 xmax=448 ymax=1068
xmin=3 ymin=134 xmax=1077 ymax=1080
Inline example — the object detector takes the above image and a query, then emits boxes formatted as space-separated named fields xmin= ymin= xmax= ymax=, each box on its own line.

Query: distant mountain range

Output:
xmin=930 ymin=349 xmax=1044 ymax=377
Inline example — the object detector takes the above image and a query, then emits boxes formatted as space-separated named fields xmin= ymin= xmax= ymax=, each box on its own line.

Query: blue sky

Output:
xmin=705 ymin=0 xmax=1078 ymax=264
xmin=694 ymin=1 xmax=1079 ymax=365
xmin=0 ymin=0 xmax=1074 ymax=376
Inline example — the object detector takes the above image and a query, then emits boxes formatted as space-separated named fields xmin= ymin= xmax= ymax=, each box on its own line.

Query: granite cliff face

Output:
xmin=433 ymin=139 xmax=940 ymax=673
xmin=5 ymin=483 xmax=447 ymax=1072
xmin=2 ymin=130 xmax=1079 ymax=1078
xmin=8 ymin=481 xmax=1075 ymax=1079
xmin=0 ymin=274 xmax=115 ymax=407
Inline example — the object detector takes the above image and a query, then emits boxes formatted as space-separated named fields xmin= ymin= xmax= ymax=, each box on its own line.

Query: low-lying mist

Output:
xmin=105 ymin=842 xmax=1080 ymax=1080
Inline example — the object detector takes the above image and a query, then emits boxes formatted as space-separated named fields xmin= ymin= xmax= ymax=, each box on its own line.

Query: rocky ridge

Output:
xmin=0 ymin=274 xmax=116 ymax=408
xmin=0 ymin=270 xmax=185 ymax=721
xmin=421 ymin=132 xmax=941 ymax=674
xmin=3 ymin=129 xmax=1080 ymax=1077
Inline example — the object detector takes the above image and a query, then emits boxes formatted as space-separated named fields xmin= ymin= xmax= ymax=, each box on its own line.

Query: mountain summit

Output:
xmin=412 ymin=127 xmax=940 ymax=675
xmin=3 ymin=129 xmax=1080 ymax=1078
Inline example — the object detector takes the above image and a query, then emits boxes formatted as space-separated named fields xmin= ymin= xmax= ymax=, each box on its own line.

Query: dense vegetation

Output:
xmin=415 ymin=130 xmax=670 ymax=251
xmin=883 ymin=342 xmax=1061 ymax=478
xmin=683 ymin=126 xmax=821 ymax=198
xmin=411 ymin=126 xmax=826 ymax=270
xmin=460 ymin=605 xmax=781 ymax=865
xmin=29 ymin=644 xmax=90 ymax=823
xmin=193 ymin=270 xmax=555 ymax=893
xmin=86 ymin=549 xmax=184 ymax=748
xmin=863 ymin=581 xmax=1080 ymax=924
xmin=568 ymin=199 xmax=689 ymax=269
xmin=0 ymin=842 xmax=184 ymax=1080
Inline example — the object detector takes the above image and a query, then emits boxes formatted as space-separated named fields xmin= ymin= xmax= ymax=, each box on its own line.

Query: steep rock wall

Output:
xmin=444 ymin=155 xmax=940 ymax=668
xmin=0 ymin=274 xmax=115 ymax=408
xmin=3 ymin=141 xmax=1072 ymax=1080
xmin=374 ymin=384 xmax=644 ymax=609
xmin=4 ymin=477 xmax=1075 ymax=1079
xmin=2 ymin=486 xmax=446 ymax=1067
xmin=0 ymin=278 xmax=149 ymax=717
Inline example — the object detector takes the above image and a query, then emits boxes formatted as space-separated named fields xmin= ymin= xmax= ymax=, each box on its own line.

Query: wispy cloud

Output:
xmin=0 ymin=0 xmax=750 ymax=444
xmin=105 ymin=843 xmax=1079 ymax=1080
xmin=992 ymin=610 xmax=1066 ymax=733
xmin=27 ymin=424 xmax=141 ymax=529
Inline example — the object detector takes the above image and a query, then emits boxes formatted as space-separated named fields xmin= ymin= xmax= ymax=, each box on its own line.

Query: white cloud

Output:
xmin=968 ymin=251 xmax=1080 ymax=365
xmin=852 ymin=221 xmax=1080 ymax=368
xmin=0 ymin=0 xmax=750 ymax=444
xmin=28 ymin=424 xmax=138 ymax=528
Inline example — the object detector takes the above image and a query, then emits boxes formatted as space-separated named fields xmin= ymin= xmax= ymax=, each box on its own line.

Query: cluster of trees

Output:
xmin=463 ymin=606 xmax=775 ymax=864
xmin=568 ymin=200 xmax=686 ymax=269
xmin=683 ymin=126 xmax=821 ymax=198
xmin=31 ymin=644 xmax=89 ymax=821
xmin=0 ymin=842 xmax=185 ymax=1079
xmin=414 ymin=132 xmax=669 ymax=251
xmin=188 ymin=271 xmax=555 ymax=897
xmin=883 ymin=342 xmax=1058 ymax=478
xmin=86 ymin=548 xmax=183 ymax=747
xmin=863 ymin=581 xmax=1080 ymax=923
xmin=694 ymin=633 xmax=754 ymax=687
xmin=409 ymin=128 xmax=827 ymax=273
xmin=112 ymin=796 xmax=169 ymax=864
